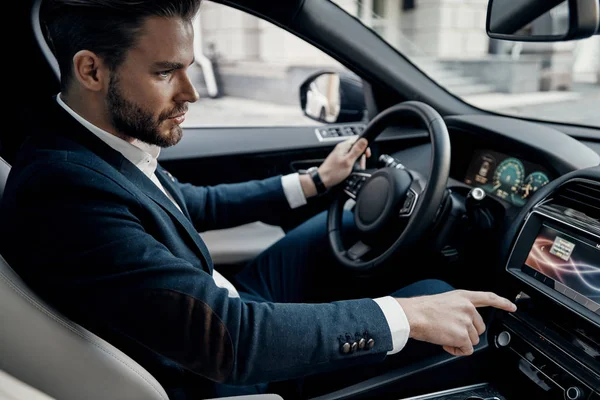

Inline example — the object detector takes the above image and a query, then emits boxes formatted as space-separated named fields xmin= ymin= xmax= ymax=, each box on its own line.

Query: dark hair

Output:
xmin=40 ymin=0 xmax=202 ymax=92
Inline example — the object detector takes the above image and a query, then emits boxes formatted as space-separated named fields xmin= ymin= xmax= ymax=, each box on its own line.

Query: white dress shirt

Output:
xmin=56 ymin=94 xmax=410 ymax=355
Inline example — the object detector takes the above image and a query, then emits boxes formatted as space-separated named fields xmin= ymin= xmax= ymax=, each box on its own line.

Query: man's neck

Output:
xmin=59 ymin=92 xmax=134 ymax=144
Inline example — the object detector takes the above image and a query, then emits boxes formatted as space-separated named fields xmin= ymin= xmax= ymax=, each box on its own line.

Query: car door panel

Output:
xmin=158 ymin=125 xmax=428 ymax=187
xmin=199 ymin=221 xmax=286 ymax=266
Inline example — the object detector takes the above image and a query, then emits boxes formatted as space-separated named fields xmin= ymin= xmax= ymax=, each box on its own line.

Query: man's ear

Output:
xmin=72 ymin=50 xmax=108 ymax=92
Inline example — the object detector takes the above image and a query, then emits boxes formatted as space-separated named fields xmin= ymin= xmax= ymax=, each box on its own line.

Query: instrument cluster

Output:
xmin=463 ymin=149 xmax=552 ymax=207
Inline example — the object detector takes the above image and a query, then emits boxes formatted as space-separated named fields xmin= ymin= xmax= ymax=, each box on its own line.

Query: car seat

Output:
xmin=0 ymin=156 xmax=282 ymax=400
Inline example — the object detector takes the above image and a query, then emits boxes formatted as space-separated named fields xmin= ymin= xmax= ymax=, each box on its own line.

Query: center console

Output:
xmin=488 ymin=290 xmax=599 ymax=400
xmin=399 ymin=179 xmax=600 ymax=400
xmin=489 ymin=182 xmax=600 ymax=400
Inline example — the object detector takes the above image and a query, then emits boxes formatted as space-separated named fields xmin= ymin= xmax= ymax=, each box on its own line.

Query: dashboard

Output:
xmin=371 ymin=114 xmax=600 ymax=400
xmin=463 ymin=149 xmax=552 ymax=207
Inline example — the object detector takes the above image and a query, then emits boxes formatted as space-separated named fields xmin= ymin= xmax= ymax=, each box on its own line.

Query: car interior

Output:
xmin=1 ymin=0 xmax=599 ymax=399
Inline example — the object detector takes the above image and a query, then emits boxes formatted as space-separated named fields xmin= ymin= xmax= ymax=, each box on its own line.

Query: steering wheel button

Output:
xmin=399 ymin=190 xmax=418 ymax=216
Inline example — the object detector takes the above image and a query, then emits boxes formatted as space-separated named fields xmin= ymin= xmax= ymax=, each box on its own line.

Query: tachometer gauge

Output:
xmin=492 ymin=158 xmax=525 ymax=201
xmin=519 ymin=172 xmax=550 ymax=200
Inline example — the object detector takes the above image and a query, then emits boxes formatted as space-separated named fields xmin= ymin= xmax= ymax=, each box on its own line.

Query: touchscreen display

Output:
xmin=524 ymin=224 xmax=600 ymax=314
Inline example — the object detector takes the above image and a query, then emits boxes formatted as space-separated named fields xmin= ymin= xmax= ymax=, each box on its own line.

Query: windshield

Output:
xmin=332 ymin=0 xmax=600 ymax=128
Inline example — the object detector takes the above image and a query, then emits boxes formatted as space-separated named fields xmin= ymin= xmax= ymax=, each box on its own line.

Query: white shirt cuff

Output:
xmin=212 ymin=269 xmax=240 ymax=298
xmin=281 ymin=173 xmax=307 ymax=209
xmin=373 ymin=296 xmax=411 ymax=355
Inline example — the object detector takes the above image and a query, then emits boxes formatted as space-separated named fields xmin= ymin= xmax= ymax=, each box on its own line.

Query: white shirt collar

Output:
xmin=56 ymin=93 xmax=161 ymax=180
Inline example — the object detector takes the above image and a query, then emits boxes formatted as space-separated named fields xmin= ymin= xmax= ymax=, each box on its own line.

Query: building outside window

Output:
xmin=186 ymin=0 xmax=600 ymax=129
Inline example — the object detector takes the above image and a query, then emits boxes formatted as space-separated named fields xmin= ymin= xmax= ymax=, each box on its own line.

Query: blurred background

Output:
xmin=184 ymin=0 xmax=600 ymax=128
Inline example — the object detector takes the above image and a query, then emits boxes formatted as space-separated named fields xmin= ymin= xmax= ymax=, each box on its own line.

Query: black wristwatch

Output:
xmin=306 ymin=166 xmax=327 ymax=195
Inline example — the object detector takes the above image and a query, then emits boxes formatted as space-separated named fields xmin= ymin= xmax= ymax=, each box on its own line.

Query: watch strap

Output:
xmin=309 ymin=167 xmax=327 ymax=195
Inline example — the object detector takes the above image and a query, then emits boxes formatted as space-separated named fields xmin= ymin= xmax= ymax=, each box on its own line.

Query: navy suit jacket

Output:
xmin=0 ymin=97 xmax=393 ymax=394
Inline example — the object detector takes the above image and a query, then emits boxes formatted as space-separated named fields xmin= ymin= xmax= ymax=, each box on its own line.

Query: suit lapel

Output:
xmin=155 ymin=167 xmax=191 ymax=220
xmin=41 ymin=96 xmax=214 ymax=270
xmin=118 ymin=162 xmax=214 ymax=270
xmin=155 ymin=167 xmax=215 ymax=267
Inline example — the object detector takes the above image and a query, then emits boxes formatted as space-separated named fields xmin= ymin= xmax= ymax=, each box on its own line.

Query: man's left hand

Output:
xmin=318 ymin=138 xmax=371 ymax=189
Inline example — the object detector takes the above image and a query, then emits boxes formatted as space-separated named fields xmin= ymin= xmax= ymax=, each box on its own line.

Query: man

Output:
xmin=0 ymin=0 xmax=517 ymax=399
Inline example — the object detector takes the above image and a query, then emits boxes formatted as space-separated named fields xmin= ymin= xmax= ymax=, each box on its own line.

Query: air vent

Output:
xmin=551 ymin=180 xmax=600 ymax=222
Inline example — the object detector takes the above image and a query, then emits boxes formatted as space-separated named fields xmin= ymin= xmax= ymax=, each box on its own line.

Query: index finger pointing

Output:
xmin=465 ymin=291 xmax=517 ymax=312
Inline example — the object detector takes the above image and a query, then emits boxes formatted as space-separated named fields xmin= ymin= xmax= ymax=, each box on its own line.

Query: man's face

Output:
xmin=106 ymin=16 xmax=198 ymax=147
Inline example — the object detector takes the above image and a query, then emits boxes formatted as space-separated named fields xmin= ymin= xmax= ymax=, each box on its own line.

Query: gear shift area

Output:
xmin=397 ymin=383 xmax=506 ymax=400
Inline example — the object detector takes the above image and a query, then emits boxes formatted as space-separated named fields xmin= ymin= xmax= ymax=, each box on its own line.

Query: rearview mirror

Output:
xmin=486 ymin=0 xmax=599 ymax=42
xmin=299 ymin=72 xmax=367 ymax=124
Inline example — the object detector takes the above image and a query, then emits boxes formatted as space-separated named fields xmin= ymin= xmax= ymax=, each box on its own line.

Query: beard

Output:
xmin=106 ymin=74 xmax=186 ymax=148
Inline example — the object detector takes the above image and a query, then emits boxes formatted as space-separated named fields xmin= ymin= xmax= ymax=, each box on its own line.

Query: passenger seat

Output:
xmin=0 ymin=156 xmax=282 ymax=400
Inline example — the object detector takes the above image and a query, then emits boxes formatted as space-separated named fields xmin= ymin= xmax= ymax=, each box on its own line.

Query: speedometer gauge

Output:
xmin=519 ymin=172 xmax=550 ymax=200
xmin=492 ymin=158 xmax=525 ymax=201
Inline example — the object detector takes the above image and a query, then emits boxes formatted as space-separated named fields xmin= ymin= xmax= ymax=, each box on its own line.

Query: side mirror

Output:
xmin=299 ymin=72 xmax=367 ymax=124
xmin=486 ymin=0 xmax=599 ymax=42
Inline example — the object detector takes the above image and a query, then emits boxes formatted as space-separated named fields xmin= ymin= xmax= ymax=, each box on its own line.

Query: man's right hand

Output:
xmin=395 ymin=290 xmax=517 ymax=356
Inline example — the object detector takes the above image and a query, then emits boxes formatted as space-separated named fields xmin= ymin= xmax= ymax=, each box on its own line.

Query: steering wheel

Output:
xmin=327 ymin=101 xmax=451 ymax=272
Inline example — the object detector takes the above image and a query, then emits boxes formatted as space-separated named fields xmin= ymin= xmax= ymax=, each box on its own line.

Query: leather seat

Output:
xmin=0 ymin=156 xmax=170 ymax=399
xmin=0 ymin=156 xmax=282 ymax=400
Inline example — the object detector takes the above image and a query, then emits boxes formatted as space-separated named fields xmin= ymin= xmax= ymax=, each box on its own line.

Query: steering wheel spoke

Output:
xmin=343 ymin=171 xmax=372 ymax=199
xmin=345 ymin=240 xmax=372 ymax=262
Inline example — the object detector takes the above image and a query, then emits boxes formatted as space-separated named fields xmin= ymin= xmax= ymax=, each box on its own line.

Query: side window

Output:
xmin=186 ymin=1 xmax=363 ymax=128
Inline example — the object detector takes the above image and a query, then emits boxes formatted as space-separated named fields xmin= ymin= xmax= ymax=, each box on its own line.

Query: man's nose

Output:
xmin=178 ymin=73 xmax=199 ymax=103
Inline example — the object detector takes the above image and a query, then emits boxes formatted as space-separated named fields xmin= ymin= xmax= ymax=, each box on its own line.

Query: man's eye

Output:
xmin=157 ymin=70 xmax=173 ymax=78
